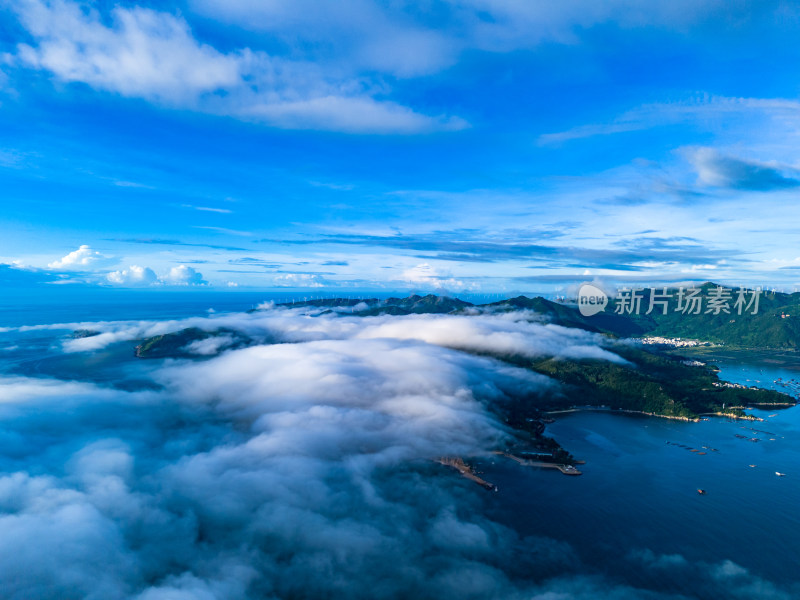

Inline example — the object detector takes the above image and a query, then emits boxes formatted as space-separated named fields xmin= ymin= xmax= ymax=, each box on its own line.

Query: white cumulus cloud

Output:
xmin=164 ymin=265 xmax=208 ymax=286
xmin=273 ymin=273 xmax=328 ymax=288
xmin=14 ymin=0 xmax=242 ymax=104
xmin=48 ymin=245 xmax=114 ymax=270
xmin=8 ymin=0 xmax=466 ymax=134
xmin=401 ymin=263 xmax=475 ymax=292
xmin=105 ymin=264 xmax=207 ymax=287
xmin=105 ymin=265 xmax=158 ymax=286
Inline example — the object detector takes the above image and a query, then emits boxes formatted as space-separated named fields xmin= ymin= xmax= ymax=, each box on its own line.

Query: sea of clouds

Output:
xmin=0 ymin=306 xmax=796 ymax=599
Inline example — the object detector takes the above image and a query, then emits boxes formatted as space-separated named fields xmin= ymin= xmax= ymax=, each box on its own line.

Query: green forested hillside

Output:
xmin=525 ymin=346 xmax=792 ymax=419
xmin=124 ymin=289 xmax=797 ymax=421
xmin=135 ymin=327 xmax=250 ymax=358
xmin=488 ymin=284 xmax=800 ymax=349
xmin=602 ymin=283 xmax=800 ymax=348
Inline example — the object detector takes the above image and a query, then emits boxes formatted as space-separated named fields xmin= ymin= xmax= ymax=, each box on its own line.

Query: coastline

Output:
xmin=494 ymin=451 xmax=582 ymax=475
xmin=544 ymin=406 xmax=701 ymax=422
xmin=544 ymin=406 xmax=774 ymax=423
xmin=437 ymin=457 xmax=498 ymax=491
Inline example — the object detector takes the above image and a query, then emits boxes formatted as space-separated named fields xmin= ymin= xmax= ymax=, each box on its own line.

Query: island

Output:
xmin=112 ymin=285 xmax=797 ymax=487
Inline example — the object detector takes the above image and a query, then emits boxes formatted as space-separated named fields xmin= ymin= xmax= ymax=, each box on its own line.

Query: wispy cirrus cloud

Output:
xmin=191 ymin=0 xmax=744 ymax=77
xmin=182 ymin=204 xmax=233 ymax=214
xmin=538 ymin=95 xmax=800 ymax=146
xmin=112 ymin=180 xmax=153 ymax=189
xmin=689 ymin=147 xmax=800 ymax=191
xmin=194 ymin=226 xmax=253 ymax=237
xmin=8 ymin=1 xmax=767 ymax=136
xmin=258 ymin=229 xmax=734 ymax=269
xmin=110 ymin=238 xmax=252 ymax=252
xmin=228 ymin=257 xmax=281 ymax=268
xmin=0 ymin=263 xmax=61 ymax=286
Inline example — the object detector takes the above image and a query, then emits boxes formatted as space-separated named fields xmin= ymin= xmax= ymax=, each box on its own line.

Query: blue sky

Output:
xmin=2 ymin=0 xmax=800 ymax=293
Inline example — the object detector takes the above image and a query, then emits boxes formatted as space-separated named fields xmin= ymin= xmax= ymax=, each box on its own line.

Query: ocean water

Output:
xmin=0 ymin=290 xmax=333 ymax=328
xmin=0 ymin=289 xmax=510 ymax=329
xmin=1 ymin=292 xmax=798 ymax=597
xmin=479 ymin=359 xmax=800 ymax=592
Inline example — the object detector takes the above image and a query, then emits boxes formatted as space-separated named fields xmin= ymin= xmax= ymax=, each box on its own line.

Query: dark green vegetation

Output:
xmin=493 ymin=393 xmax=576 ymax=464
xmin=76 ymin=288 xmax=797 ymax=470
xmin=106 ymin=287 xmax=795 ymax=464
xmin=676 ymin=346 xmax=800 ymax=370
xmin=481 ymin=284 xmax=800 ymax=348
xmin=71 ymin=329 xmax=100 ymax=338
xmin=134 ymin=327 xmax=251 ymax=358
xmin=480 ymin=342 xmax=792 ymax=468
xmin=481 ymin=287 xmax=798 ymax=419
xmin=603 ymin=283 xmax=800 ymax=349
xmin=527 ymin=346 xmax=792 ymax=419
xmin=261 ymin=284 xmax=800 ymax=351
xmin=480 ymin=295 xmax=644 ymax=336
xmin=127 ymin=289 xmax=798 ymax=417
xmin=485 ymin=343 xmax=794 ymax=464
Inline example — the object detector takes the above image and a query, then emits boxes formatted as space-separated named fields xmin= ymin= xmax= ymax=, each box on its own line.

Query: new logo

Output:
xmin=577 ymin=283 xmax=608 ymax=316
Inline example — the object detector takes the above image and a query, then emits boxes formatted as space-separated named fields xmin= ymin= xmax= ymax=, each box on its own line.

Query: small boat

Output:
xmin=697 ymin=489 xmax=706 ymax=495
xmin=749 ymin=464 xmax=756 ymax=468
xmin=776 ymin=472 xmax=786 ymax=477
